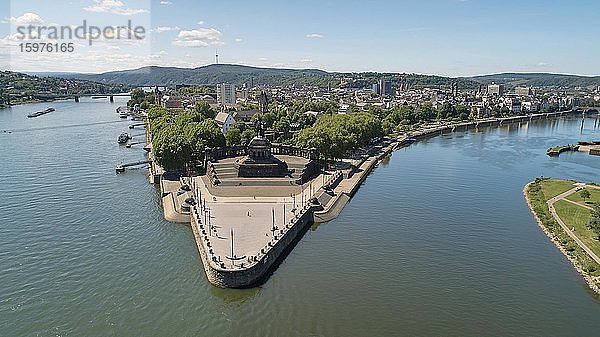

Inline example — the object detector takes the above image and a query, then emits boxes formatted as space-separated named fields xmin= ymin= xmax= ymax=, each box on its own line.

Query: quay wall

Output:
xmin=190 ymin=201 xmax=316 ymax=288
xmin=410 ymin=110 xmax=576 ymax=141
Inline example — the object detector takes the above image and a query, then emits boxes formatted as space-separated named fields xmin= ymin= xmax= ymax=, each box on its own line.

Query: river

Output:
xmin=1 ymin=98 xmax=600 ymax=336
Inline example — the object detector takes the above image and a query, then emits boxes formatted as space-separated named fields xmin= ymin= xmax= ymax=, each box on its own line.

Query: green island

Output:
xmin=525 ymin=178 xmax=600 ymax=293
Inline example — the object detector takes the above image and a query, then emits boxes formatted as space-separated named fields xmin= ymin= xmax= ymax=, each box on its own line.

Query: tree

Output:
xmin=225 ymin=127 xmax=242 ymax=146
xmin=588 ymin=203 xmax=600 ymax=240
xmin=273 ymin=118 xmax=290 ymax=135
xmin=293 ymin=112 xmax=383 ymax=162
xmin=150 ymin=106 xmax=224 ymax=171
xmin=241 ymin=129 xmax=256 ymax=145
xmin=580 ymin=189 xmax=592 ymax=203
xmin=192 ymin=101 xmax=216 ymax=119
xmin=128 ymin=88 xmax=155 ymax=108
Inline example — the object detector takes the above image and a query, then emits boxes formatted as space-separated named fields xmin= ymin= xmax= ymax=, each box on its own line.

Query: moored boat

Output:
xmin=118 ymin=132 xmax=131 ymax=144
xmin=27 ymin=107 xmax=55 ymax=118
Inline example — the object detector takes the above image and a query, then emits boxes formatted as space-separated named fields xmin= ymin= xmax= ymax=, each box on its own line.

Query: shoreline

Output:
xmin=154 ymin=110 xmax=589 ymax=288
xmin=523 ymin=182 xmax=600 ymax=296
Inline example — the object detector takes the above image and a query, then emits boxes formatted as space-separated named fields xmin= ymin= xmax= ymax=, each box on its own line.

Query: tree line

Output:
xmin=149 ymin=106 xmax=225 ymax=171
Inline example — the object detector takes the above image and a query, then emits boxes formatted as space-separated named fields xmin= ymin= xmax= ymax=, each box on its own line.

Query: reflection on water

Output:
xmin=210 ymin=286 xmax=261 ymax=304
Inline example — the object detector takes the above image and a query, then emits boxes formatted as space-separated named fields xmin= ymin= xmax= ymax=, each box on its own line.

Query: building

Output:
xmin=487 ymin=83 xmax=505 ymax=96
xmin=371 ymin=79 xmax=393 ymax=96
xmin=379 ymin=79 xmax=393 ymax=96
xmin=338 ymin=104 xmax=352 ymax=114
xmin=214 ymin=111 xmax=236 ymax=134
xmin=521 ymin=101 xmax=539 ymax=112
xmin=371 ymin=83 xmax=380 ymax=95
xmin=232 ymin=109 xmax=261 ymax=123
xmin=198 ymin=94 xmax=217 ymax=105
xmin=162 ymin=95 xmax=183 ymax=111
xmin=236 ymin=86 xmax=250 ymax=101
xmin=505 ymin=98 xmax=522 ymax=114
xmin=217 ymin=83 xmax=236 ymax=106
xmin=515 ymin=87 xmax=532 ymax=96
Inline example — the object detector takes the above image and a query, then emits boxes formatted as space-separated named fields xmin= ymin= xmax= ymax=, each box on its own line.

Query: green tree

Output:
xmin=293 ymin=112 xmax=383 ymax=162
xmin=273 ymin=118 xmax=290 ymax=135
xmin=580 ymin=189 xmax=592 ymax=203
xmin=241 ymin=129 xmax=256 ymax=145
xmin=192 ymin=101 xmax=217 ymax=119
xmin=150 ymin=107 xmax=224 ymax=171
xmin=225 ymin=127 xmax=242 ymax=146
xmin=588 ymin=203 xmax=600 ymax=240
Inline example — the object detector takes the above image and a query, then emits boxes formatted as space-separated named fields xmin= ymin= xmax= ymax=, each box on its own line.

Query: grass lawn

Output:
xmin=566 ymin=187 xmax=600 ymax=205
xmin=540 ymin=179 xmax=576 ymax=199
xmin=528 ymin=178 xmax=600 ymax=277
xmin=553 ymin=200 xmax=600 ymax=259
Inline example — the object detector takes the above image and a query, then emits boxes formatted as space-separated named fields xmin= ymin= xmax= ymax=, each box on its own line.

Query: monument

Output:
xmin=235 ymin=120 xmax=290 ymax=177
xmin=204 ymin=90 xmax=319 ymax=185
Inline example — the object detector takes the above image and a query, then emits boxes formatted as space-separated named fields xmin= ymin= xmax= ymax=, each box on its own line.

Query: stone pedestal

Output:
xmin=235 ymin=137 xmax=289 ymax=178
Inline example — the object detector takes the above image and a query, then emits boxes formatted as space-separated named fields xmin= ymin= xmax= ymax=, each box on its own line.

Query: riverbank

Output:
xmin=524 ymin=179 xmax=600 ymax=295
xmin=155 ymin=109 xmax=590 ymax=288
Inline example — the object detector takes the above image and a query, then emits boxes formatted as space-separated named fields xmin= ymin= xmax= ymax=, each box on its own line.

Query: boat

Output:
xmin=119 ymin=112 xmax=128 ymax=119
xmin=117 ymin=132 xmax=131 ymax=144
xmin=27 ymin=107 xmax=55 ymax=118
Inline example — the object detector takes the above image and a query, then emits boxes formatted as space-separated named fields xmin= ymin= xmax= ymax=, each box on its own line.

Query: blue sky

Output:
xmin=2 ymin=0 xmax=599 ymax=76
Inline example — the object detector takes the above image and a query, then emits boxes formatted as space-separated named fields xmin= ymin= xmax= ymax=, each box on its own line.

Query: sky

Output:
xmin=1 ymin=0 xmax=599 ymax=76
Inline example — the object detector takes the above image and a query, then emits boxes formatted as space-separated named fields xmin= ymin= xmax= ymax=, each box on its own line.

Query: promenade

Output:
xmin=189 ymin=172 xmax=328 ymax=272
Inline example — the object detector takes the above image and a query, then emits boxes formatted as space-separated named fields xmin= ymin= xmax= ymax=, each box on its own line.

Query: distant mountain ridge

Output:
xmin=47 ymin=64 xmax=600 ymax=89
xmin=53 ymin=64 xmax=480 ymax=88
xmin=56 ymin=64 xmax=331 ymax=87
xmin=469 ymin=73 xmax=600 ymax=88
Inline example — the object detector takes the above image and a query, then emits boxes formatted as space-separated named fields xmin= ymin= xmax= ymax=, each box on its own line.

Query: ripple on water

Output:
xmin=2 ymin=105 xmax=600 ymax=336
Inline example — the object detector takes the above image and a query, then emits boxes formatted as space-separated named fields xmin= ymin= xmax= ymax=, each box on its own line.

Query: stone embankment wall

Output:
xmin=190 ymin=200 xmax=316 ymax=288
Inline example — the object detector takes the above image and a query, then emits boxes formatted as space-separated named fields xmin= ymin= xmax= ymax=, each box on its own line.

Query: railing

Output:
xmin=205 ymin=144 xmax=317 ymax=163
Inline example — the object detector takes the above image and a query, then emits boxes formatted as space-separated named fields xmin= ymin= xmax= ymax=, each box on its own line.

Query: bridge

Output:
xmin=574 ymin=106 xmax=600 ymax=114
xmin=18 ymin=93 xmax=131 ymax=103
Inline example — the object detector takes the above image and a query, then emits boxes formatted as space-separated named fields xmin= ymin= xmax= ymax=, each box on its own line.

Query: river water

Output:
xmin=1 ymin=99 xmax=600 ymax=336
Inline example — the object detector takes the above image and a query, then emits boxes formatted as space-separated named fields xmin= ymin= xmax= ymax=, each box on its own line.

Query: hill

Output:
xmin=470 ymin=73 xmax=600 ymax=89
xmin=55 ymin=64 xmax=480 ymax=89
xmin=58 ymin=64 xmax=332 ymax=87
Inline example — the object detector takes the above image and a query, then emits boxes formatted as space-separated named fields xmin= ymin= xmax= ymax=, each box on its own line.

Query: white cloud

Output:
xmin=537 ymin=62 xmax=549 ymax=66
xmin=151 ymin=26 xmax=180 ymax=33
xmin=9 ymin=12 xmax=45 ymax=26
xmin=197 ymin=21 xmax=205 ymax=25
xmin=172 ymin=28 xmax=223 ymax=47
xmin=159 ymin=1 xmax=173 ymax=5
xmin=84 ymin=0 xmax=148 ymax=16
xmin=306 ymin=33 xmax=324 ymax=39
xmin=259 ymin=57 xmax=268 ymax=61
xmin=234 ymin=38 xmax=243 ymax=42
xmin=113 ymin=8 xmax=148 ymax=15
xmin=300 ymin=58 xmax=313 ymax=63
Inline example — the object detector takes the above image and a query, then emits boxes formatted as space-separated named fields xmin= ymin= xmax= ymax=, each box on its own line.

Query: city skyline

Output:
xmin=1 ymin=0 xmax=600 ymax=76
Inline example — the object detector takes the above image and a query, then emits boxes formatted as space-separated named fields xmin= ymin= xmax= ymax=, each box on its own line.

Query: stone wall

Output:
xmin=190 ymin=200 xmax=317 ymax=288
